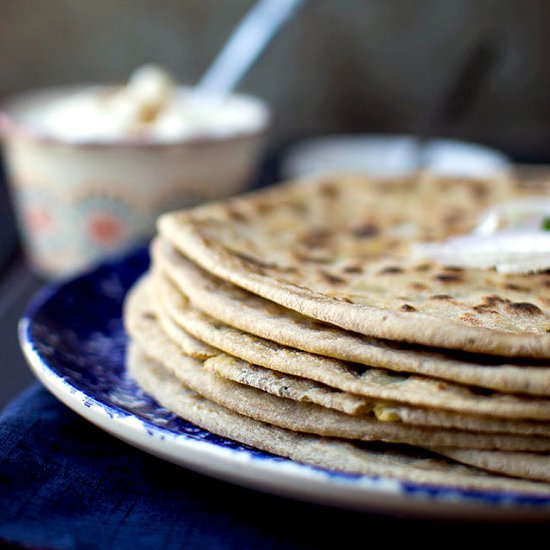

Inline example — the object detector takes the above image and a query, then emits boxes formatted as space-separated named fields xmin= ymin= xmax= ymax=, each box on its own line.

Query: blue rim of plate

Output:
xmin=18 ymin=245 xmax=550 ymax=515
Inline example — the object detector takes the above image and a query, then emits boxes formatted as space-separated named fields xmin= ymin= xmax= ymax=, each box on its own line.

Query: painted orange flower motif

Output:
xmin=25 ymin=206 xmax=53 ymax=233
xmin=87 ymin=213 xmax=123 ymax=246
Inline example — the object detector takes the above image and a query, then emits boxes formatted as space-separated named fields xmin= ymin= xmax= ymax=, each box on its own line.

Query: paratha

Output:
xmin=158 ymin=174 xmax=550 ymax=357
xmin=150 ymin=272 xmax=550 ymax=435
xmin=148 ymin=270 xmax=550 ymax=420
xmin=127 ymin=344 xmax=550 ymax=494
xmin=434 ymin=448 xmax=550 ymax=483
xmin=202 ymin=354 xmax=550 ymax=438
xmin=124 ymin=278 xmax=550 ymax=451
xmin=153 ymin=239 xmax=550 ymax=396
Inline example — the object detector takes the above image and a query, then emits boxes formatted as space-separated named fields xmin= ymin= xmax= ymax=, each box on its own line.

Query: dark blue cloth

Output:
xmin=0 ymin=384 xmax=546 ymax=549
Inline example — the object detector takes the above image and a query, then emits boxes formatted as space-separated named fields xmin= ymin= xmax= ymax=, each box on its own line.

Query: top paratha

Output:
xmin=159 ymin=173 xmax=550 ymax=357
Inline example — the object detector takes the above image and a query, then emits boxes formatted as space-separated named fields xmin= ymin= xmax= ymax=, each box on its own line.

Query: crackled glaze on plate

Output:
xmin=19 ymin=247 xmax=550 ymax=520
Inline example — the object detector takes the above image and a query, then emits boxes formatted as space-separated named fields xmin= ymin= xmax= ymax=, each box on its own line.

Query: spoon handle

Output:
xmin=196 ymin=0 xmax=304 ymax=96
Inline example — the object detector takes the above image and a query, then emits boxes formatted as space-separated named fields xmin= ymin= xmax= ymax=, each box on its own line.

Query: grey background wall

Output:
xmin=1 ymin=0 xmax=550 ymax=160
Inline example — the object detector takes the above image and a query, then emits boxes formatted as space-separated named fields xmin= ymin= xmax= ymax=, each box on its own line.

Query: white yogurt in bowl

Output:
xmin=3 ymin=65 xmax=270 ymax=145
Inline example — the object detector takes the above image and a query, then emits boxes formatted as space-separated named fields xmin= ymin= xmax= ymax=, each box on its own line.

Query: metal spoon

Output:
xmin=195 ymin=0 xmax=305 ymax=96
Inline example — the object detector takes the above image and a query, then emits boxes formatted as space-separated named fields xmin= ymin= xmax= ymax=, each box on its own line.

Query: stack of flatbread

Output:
xmin=124 ymin=171 xmax=550 ymax=495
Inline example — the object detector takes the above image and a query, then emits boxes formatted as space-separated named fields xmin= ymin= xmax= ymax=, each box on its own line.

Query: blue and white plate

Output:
xmin=19 ymin=247 xmax=550 ymax=520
